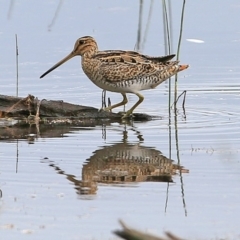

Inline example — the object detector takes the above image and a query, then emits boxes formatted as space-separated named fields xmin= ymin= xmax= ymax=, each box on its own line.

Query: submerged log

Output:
xmin=0 ymin=94 xmax=116 ymax=118
xmin=0 ymin=94 xmax=155 ymax=123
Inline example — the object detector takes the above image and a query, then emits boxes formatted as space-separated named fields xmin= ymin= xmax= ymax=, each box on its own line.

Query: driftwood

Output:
xmin=0 ymin=94 xmax=155 ymax=124
xmin=114 ymin=220 xmax=184 ymax=240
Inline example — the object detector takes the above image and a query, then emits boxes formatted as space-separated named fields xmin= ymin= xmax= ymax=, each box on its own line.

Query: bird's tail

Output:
xmin=178 ymin=64 xmax=189 ymax=72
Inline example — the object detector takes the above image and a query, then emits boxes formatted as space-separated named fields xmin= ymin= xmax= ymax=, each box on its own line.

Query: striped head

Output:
xmin=72 ymin=36 xmax=98 ymax=57
xmin=40 ymin=36 xmax=98 ymax=78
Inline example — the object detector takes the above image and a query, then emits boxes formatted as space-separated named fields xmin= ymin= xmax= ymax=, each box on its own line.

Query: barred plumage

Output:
xmin=40 ymin=36 xmax=189 ymax=118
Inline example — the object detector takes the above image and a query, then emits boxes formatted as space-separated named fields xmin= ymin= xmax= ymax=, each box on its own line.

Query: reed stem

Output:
xmin=174 ymin=0 xmax=186 ymax=104
xmin=15 ymin=34 xmax=19 ymax=97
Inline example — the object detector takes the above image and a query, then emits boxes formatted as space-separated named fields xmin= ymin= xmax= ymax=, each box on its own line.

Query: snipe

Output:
xmin=40 ymin=36 xmax=188 ymax=118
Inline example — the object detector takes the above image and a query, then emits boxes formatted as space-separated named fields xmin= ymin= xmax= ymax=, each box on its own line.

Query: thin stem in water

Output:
xmin=15 ymin=34 xmax=19 ymax=97
xmin=174 ymin=0 xmax=186 ymax=104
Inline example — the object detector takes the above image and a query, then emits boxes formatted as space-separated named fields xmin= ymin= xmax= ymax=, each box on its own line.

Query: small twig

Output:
xmin=171 ymin=90 xmax=187 ymax=109
xmin=35 ymin=98 xmax=47 ymax=121
xmin=102 ymin=90 xmax=106 ymax=108
xmin=5 ymin=96 xmax=28 ymax=114
xmin=182 ymin=90 xmax=187 ymax=111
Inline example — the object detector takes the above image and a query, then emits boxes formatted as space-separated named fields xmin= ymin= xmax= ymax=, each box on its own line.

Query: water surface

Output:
xmin=0 ymin=1 xmax=240 ymax=239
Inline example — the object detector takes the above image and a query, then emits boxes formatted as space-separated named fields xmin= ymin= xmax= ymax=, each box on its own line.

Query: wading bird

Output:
xmin=40 ymin=36 xmax=188 ymax=118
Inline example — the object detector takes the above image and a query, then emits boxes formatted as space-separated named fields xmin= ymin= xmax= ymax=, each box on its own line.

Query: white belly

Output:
xmin=90 ymin=77 xmax=155 ymax=94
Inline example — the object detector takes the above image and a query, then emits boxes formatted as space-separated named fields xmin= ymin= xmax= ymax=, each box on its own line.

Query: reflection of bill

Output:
xmin=41 ymin=158 xmax=97 ymax=196
xmin=41 ymin=136 xmax=188 ymax=196
xmin=82 ymin=143 xmax=188 ymax=187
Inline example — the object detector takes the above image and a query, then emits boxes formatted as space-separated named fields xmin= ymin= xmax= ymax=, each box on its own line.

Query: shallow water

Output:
xmin=1 ymin=1 xmax=240 ymax=239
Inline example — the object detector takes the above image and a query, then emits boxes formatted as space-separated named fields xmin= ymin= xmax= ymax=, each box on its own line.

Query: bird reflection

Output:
xmin=42 ymin=127 xmax=187 ymax=196
xmin=81 ymin=136 xmax=186 ymax=194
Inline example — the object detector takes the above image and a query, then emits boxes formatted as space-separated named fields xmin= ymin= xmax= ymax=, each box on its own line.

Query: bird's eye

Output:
xmin=79 ymin=40 xmax=85 ymax=45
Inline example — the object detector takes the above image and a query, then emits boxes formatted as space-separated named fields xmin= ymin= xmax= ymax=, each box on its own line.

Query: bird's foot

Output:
xmin=99 ymin=106 xmax=112 ymax=112
xmin=120 ymin=110 xmax=133 ymax=119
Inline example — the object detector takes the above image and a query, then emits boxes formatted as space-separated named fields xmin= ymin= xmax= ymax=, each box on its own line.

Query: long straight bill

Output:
xmin=40 ymin=52 xmax=75 ymax=78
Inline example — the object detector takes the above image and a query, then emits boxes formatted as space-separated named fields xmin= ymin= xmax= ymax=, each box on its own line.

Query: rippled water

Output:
xmin=1 ymin=1 xmax=240 ymax=239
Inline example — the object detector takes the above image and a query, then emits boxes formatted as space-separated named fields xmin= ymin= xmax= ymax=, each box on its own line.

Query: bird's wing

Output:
xmin=93 ymin=51 xmax=177 ymax=82
xmin=95 ymin=50 xmax=175 ymax=63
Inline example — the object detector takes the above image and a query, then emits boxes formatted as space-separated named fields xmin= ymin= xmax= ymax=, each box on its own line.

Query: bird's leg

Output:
xmin=121 ymin=92 xmax=144 ymax=119
xmin=101 ymin=93 xmax=128 ymax=112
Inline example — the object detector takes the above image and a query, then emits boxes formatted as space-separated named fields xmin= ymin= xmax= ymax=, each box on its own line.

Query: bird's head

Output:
xmin=40 ymin=36 xmax=98 ymax=78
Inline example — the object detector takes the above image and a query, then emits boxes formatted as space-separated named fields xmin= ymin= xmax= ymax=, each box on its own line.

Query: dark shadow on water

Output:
xmin=38 ymin=126 xmax=188 ymax=199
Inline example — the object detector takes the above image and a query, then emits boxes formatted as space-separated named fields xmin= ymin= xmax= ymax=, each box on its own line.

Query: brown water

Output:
xmin=1 ymin=1 xmax=240 ymax=239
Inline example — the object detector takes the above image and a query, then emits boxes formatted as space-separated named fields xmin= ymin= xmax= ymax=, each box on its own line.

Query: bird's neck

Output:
xmin=82 ymin=46 xmax=98 ymax=59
